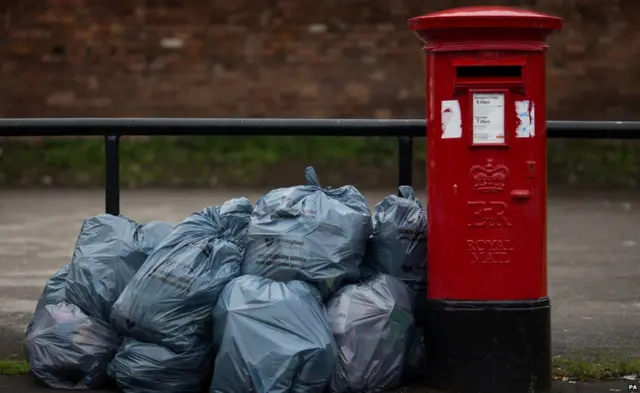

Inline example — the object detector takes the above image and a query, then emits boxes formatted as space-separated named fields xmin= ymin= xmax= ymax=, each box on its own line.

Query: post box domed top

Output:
xmin=408 ymin=6 xmax=562 ymax=33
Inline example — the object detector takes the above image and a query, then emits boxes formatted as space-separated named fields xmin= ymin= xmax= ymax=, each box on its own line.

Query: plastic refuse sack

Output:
xmin=65 ymin=215 xmax=172 ymax=322
xmin=367 ymin=186 xmax=427 ymax=296
xmin=403 ymin=326 xmax=426 ymax=384
xmin=326 ymin=274 xmax=414 ymax=393
xmin=108 ymin=338 xmax=212 ymax=393
xmin=31 ymin=264 xmax=71 ymax=319
xmin=26 ymin=263 xmax=71 ymax=343
xmin=25 ymin=302 xmax=121 ymax=389
xmin=210 ymin=275 xmax=337 ymax=393
xmin=111 ymin=198 xmax=252 ymax=351
xmin=242 ymin=167 xmax=372 ymax=298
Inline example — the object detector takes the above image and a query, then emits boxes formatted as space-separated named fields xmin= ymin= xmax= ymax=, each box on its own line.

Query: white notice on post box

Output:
xmin=473 ymin=93 xmax=505 ymax=145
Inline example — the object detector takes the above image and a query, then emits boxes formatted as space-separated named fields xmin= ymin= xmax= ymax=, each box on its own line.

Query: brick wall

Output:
xmin=1 ymin=0 xmax=639 ymax=120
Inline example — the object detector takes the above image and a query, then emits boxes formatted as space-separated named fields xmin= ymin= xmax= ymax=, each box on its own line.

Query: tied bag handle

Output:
xmin=397 ymin=185 xmax=427 ymax=239
xmin=269 ymin=167 xmax=320 ymax=219
xmin=398 ymin=184 xmax=425 ymax=209
xmin=398 ymin=185 xmax=415 ymax=200
xmin=304 ymin=166 xmax=322 ymax=188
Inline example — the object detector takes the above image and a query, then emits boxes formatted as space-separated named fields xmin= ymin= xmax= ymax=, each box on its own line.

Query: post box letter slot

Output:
xmin=456 ymin=65 xmax=523 ymax=79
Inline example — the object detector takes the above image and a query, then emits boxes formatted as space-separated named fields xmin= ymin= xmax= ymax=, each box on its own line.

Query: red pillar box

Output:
xmin=409 ymin=7 xmax=561 ymax=393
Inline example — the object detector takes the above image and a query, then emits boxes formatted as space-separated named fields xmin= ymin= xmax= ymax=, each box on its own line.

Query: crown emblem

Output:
xmin=469 ymin=159 xmax=509 ymax=193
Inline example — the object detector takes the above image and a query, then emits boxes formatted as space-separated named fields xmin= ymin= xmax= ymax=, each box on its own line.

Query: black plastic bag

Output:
xmin=403 ymin=326 xmax=426 ymax=384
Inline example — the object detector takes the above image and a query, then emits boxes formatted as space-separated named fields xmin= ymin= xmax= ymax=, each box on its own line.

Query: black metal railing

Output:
xmin=1 ymin=118 xmax=640 ymax=216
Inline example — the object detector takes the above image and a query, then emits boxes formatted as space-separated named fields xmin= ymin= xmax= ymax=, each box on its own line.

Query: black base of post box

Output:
xmin=422 ymin=297 xmax=551 ymax=393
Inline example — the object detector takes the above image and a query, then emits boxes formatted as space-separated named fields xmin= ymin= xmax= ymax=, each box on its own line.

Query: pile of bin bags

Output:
xmin=24 ymin=167 xmax=428 ymax=393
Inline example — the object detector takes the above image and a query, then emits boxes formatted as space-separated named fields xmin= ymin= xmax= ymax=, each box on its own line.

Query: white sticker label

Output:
xmin=473 ymin=93 xmax=505 ymax=145
xmin=515 ymin=100 xmax=535 ymax=138
xmin=441 ymin=100 xmax=462 ymax=139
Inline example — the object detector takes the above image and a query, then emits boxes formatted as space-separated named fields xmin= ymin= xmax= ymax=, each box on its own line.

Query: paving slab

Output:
xmin=0 ymin=189 xmax=639 ymax=360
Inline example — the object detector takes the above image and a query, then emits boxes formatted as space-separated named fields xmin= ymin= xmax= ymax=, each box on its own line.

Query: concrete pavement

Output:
xmin=0 ymin=189 xmax=639 ymax=361
xmin=0 ymin=375 xmax=636 ymax=393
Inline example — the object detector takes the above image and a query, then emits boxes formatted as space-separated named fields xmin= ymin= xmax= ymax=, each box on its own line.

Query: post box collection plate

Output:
xmin=471 ymin=92 xmax=505 ymax=145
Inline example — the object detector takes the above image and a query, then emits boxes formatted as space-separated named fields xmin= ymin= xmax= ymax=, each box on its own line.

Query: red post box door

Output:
xmin=428 ymin=54 xmax=546 ymax=301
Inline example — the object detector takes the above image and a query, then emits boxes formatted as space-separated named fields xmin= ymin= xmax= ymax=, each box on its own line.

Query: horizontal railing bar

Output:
xmin=548 ymin=121 xmax=640 ymax=139
xmin=0 ymin=118 xmax=639 ymax=138
xmin=0 ymin=118 xmax=423 ymax=137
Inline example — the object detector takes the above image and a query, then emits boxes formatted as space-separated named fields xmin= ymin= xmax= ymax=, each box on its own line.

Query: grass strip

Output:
xmin=0 ymin=359 xmax=30 ymax=375
xmin=553 ymin=355 xmax=640 ymax=380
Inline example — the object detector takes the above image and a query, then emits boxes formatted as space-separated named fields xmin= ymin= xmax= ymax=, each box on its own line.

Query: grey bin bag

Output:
xmin=403 ymin=327 xmax=426 ymax=384
xmin=368 ymin=186 xmax=427 ymax=296
xmin=242 ymin=167 xmax=372 ymax=298
xmin=30 ymin=264 xmax=71 ymax=323
xmin=110 ymin=198 xmax=252 ymax=352
xmin=210 ymin=275 xmax=337 ymax=393
xmin=108 ymin=338 xmax=212 ymax=393
xmin=26 ymin=264 xmax=71 ymax=352
xmin=327 ymin=274 xmax=414 ymax=393
xmin=25 ymin=301 xmax=121 ymax=390
xmin=65 ymin=215 xmax=172 ymax=322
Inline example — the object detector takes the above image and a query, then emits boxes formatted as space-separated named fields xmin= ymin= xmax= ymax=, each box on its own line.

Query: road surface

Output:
xmin=0 ymin=189 xmax=639 ymax=360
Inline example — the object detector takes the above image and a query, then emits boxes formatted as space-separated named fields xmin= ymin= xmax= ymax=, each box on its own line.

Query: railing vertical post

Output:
xmin=104 ymin=134 xmax=120 ymax=215
xmin=397 ymin=136 xmax=413 ymax=192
